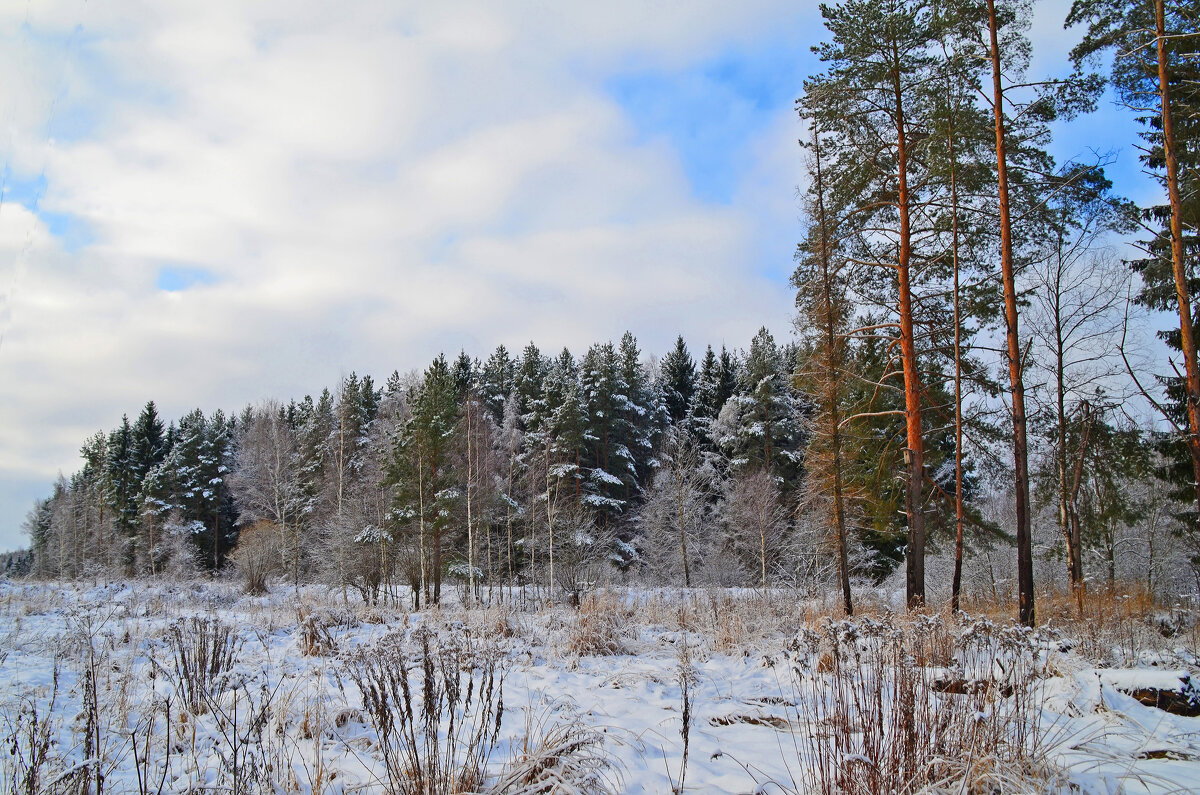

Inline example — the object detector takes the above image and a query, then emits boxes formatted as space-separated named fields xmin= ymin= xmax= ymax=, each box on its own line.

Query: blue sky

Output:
xmin=606 ymin=39 xmax=816 ymax=205
xmin=0 ymin=0 xmax=1168 ymax=552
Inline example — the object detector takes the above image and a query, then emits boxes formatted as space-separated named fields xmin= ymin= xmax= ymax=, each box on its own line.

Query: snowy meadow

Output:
xmin=2 ymin=580 xmax=1198 ymax=794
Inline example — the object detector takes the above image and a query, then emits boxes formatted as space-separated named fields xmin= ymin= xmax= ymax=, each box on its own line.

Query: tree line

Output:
xmin=26 ymin=331 xmax=816 ymax=603
xmin=21 ymin=0 xmax=1200 ymax=617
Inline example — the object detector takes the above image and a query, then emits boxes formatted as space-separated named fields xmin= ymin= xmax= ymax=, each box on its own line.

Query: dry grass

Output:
xmin=2 ymin=578 xmax=1196 ymax=794
xmin=958 ymin=581 xmax=1199 ymax=666
xmin=1 ymin=659 xmax=67 ymax=795
xmin=564 ymin=591 xmax=635 ymax=657
xmin=488 ymin=710 xmax=620 ymax=795
xmin=781 ymin=613 xmax=1054 ymax=795
xmin=296 ymin=606 xmax=338 ymax=656
xmin=161 ymin=616 xmax=243 ymax=714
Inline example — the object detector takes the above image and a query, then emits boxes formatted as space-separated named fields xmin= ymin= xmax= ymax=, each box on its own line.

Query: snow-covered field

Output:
xmin=1 ymin=580 xmax=1198 ymax=794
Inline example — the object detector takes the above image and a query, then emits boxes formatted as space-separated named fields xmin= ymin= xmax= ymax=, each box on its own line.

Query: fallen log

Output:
xmin=1123 ymin=687 xmax=1200 ymax=717
xmin=931 ymin=678 xmax=1014 ymax=698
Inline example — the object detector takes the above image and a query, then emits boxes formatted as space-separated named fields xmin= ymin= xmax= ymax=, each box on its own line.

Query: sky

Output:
xmin=0 ymin=0 xmax=1156 ymax=552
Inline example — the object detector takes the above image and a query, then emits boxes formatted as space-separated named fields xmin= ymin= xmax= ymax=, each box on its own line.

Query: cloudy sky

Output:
xmin=0 ymin=0 xmax=1151 ymax=551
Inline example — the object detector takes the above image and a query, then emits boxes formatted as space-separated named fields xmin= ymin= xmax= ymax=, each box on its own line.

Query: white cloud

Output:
xmin=0 ymin=0 xmax=820 ymax=550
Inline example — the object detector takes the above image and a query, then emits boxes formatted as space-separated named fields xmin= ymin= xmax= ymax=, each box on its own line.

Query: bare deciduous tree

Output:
xmin=722 ymin=469 xmax=787 ymax=591
xmin=638 ymin=426 xmax=717 ymax=588
xmin=229 ymin=401 xmax=302 ymax=591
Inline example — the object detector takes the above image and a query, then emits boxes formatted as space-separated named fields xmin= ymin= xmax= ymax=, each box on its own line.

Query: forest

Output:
xmin=16 ymin=0 xmax=1200 ymax=625
xmin=4 ymin=1 xmax=1200 ymax=793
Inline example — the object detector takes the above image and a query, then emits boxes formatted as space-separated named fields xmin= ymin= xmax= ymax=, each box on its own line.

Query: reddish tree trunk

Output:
xmin=891 ymin=40 xmax=926 ymax=610
xmin=812 ymin=132 xmax=854 ymax=617
xmin=1155 ymin=0 xmax=1200 ymax=531
xmin=987 ymin=0 xmax=1035 ymax=626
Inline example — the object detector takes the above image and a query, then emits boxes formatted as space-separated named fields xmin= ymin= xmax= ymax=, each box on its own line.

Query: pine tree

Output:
xmin=928 ymin=0 xmax=1006 ymax=611
xmin=800 ymin=0 xmax=958 ymax=608
xmin=1070 ymin=0 xmax=1200 ymax=540
xmin=794 ymin=127 xmax=856 ymax=615
xmin=980 ymin=0 xmax=1039 ymax=626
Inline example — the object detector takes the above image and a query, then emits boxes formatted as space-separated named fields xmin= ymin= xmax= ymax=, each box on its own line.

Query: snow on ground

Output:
xmin=1 ymin=579 xmax=1198 ymax=793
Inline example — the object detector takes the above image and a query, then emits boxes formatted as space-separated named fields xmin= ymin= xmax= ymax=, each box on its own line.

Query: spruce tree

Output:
xmin=105 ymin=415 xmax=139 ymax=572
xmin=480 ymin=344 xmax=518 ymax=423
xmin=155 ymin=409 xmax=236 ymax=570
xmin=580 ymin=342 xmax=628 ymax=523
xmin=131 ymin=401 xmax=168 ymax=487
xmin=618 ymin=331 xmax=658 ymax=498
xmin=452 ymin=351 xmax=476 ymax=403
xmin=660 ymin=336 xmax=697 ymax=425
xmin=546 ymin=349 xmax=586 ymax=501
xmin=387 ymin=355 xmax=459 ymax=605
xmin=494 ymin=389 xmax=526 ymax=594
xmin=516 ymin=343 xmax=550 ymax=437
xmin=295 ymin=391 xmax=333 ymax=532
xmin=711 ymin=328 xmax=805 ymax=481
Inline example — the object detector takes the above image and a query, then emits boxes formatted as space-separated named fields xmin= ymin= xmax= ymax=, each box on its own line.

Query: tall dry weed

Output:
xmin=162 ymin=616 xmax=242 ymax=714
xmin=342 ymin=625 xmax=505 ymax=794
xmin=783 ymin=613 xmax=1051 ymax=794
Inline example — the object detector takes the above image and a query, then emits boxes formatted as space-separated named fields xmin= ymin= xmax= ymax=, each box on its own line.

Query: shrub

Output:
xmin=230 ymin=520 xmax=281 ymax=595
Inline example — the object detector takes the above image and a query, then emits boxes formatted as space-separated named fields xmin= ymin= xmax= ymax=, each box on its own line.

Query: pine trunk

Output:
xmin=812 ymin=132 xmax=854 ymax=617
xmin=892 ymin=39 xmax=926 ymax=610
xmin=947 ymin=74 xmax=966 ymax=614
xmin=466 ymin=398 xmax=476 ymax=607
xmin=1155 ymin=0 xmax=1200 ymax=532
xmin=987 ymin=0 xmax=1035 ymax=626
